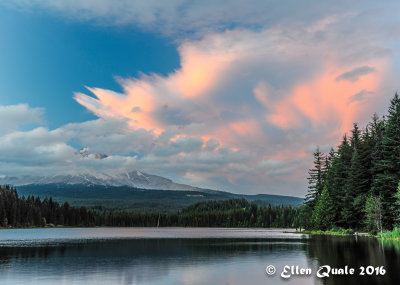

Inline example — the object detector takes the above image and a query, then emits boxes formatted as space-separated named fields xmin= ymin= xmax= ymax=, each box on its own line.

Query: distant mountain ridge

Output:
xmin=15 ymin=184 xmax=304 ymax=211
xmin=0 ymin=170 xmax=304 ymax=210
xmin=0 ymin=170 xmax=198 ymax=191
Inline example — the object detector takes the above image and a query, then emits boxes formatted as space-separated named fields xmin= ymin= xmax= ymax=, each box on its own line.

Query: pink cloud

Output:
xmin=167 ymin=43 xmax=237 ymax=98
xmin=267 ymin=61 xmax=385 ymax=136
xmin=71 ymin=25 xmax=394 ymax=195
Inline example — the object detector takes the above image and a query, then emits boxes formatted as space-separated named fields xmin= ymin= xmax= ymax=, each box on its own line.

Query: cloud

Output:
xmin=348 ymin=89 xmax=375 ymax=103
xmin=7 ymin=1 xmax=400 ymax=49
xmin=155 ymin=136 xmax=204 ymax=157
xmin=3 ymin=0 xmax=365 ymax=36
xmin=0 ymin=127 xmax=74 ymax=166
xmin=305 ymin=144 xmax=333 ymax=154
xmin=61 ymin=118 xmax=156 ymax=155
xmin=336 ymin=66 xmax=376 ymax=82
xmin=74 ymin=19 xmax=389 ymax=138
xmin=0 ymin=106 xmax=256 ymax=192
xmin=2 ymin=1 xmax=400 ymax=196
xmin=258 ymin=159 xmax=300 ymax=177
xmin=0 ymin=104 xmax=44 ymax=134
xmin=67 ymin=5 xmax=399 ymax=196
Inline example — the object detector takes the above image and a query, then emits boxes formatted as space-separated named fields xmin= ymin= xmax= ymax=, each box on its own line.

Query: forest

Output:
xmin=0 ymin=185 xmax=300 ymax=228
xmin=304 ymin=93 xmax=400 ymax=234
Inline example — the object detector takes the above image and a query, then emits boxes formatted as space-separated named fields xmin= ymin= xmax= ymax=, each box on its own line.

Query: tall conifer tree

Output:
xmin=305 ymin=147 xmax=326 ymax=209
xmin=373 ymin=93 xmax=400 ymax=228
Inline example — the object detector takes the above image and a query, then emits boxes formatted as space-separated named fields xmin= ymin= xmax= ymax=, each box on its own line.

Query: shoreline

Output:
xmin=297 ymin=229 xmax=400 ymax=241
xmin=0 ymin=226 xmax=299 ymax=230
xmin=4 ymin=225 xmax=400 ymax=241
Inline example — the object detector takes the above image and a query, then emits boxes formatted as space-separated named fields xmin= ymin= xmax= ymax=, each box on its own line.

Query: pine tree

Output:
xmin=329 ymin=136 xmax=352 ymax=227
xmin=394 ymin=182 xmax=400 ymax=226
xmin=299 ymin=204 xmax=313 ymax=230
xmin=305 ymin=147 xmax=326 ymax=208
xmin=323 ymin=148 xmax=336 ymax=199
xmin=311 ymin=186 xmax=334 ymax=230
xmin=370 ymin=113 xmax=386 ymax=195
xmin=342 ymin=123 xmax=369 ymax=228
xmin=359 ymin=125 xmax=374 ymax=192
xmin=342 ymin=148 xmax=364 ymax=228
xmin=364 ymin=194 xmax=383 ymax=234
xmin=372 ymin=93 xmax=400 ymax=228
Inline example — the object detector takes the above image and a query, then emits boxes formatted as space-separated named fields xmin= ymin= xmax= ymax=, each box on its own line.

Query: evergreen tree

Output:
xmin=304 ymin=93 xmax=400 ymax=231
xmin=370 ymin=113 xmax=386 ymax=195
xmin=342 ymin=148 xmax=364 ymax=228
xmin=305 ymin=147 xmax=326 ymax=208
xmin=311 ymin=186 xmax=334 ymax=230
xmin=342 ymin=123 xmax=369 ymax=228
xmin=359 ymin=125 xmax=374 ymax=193
xmin=364 ymin=194 xmax=383 ymax=234
xmin=330 ymin=136 xmax=352 ymax=227
xmin=372 ymin=93 xmax=400 ymax=228
xmin=298 ymin=204 xmax=313 ymax=230
xmin=394 ymin=182 xmax=400 ymax=226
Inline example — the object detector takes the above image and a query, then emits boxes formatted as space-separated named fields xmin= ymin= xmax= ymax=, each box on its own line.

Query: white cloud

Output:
xmin=155 ymin=136 xmax=203 ymax=157
xmin=0 ymin=127 xmax=74 ymax=168
xmin=5 ymin=0 xmax=397 ymax=39
xmin=0 ymin=104 xmax=44 ymax=134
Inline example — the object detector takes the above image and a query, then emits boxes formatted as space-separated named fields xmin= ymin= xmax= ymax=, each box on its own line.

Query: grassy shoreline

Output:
xmin=299 ymin=228 xmax=359 ymax=236
xmin=298 ymin=226 xmax=400 ymax=240
xmin=377 ymin=227 xmax=400 ymax=240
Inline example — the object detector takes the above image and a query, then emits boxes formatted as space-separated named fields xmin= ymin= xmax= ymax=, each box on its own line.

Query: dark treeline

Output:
xmin=0 ymin=185 xmax=96 ymax=227
xmin=113 ymin=199 xmax=301 ymax=228
xmin=303 ymin=93 xmax=400 ymax=233
xmin=0 ymin=186 xmax=300 ymax=228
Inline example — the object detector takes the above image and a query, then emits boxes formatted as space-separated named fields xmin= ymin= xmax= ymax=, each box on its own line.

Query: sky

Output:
xmin=0 ymin=0 xmax=400 ymax=197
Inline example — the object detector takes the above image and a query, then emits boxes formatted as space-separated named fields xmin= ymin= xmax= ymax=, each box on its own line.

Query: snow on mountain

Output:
xmin=76 ymin=147 xmax=108 ymax=159
xmin=0 ymin=170 xmax=198 ymax=191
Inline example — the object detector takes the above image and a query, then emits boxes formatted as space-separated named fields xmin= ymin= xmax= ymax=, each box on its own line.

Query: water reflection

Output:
xmin=0 ymin=238 xmax=311 ymax=285
xmin=0 ymin=229 xmax=400 ymax=285
xmin=306 ymin=236 xmax=400 ymax=285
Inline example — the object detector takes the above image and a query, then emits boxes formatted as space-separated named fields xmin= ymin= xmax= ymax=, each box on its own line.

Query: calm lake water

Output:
xmin=0 ymin=227 xmax=399 ymax=285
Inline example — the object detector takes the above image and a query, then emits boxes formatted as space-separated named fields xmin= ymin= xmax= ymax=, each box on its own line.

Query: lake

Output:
xmin=0 ymin=227 xmax=399 ymax=284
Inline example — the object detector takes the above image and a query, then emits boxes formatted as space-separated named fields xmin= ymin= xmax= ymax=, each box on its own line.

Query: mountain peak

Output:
xmin=0 ymin=170 xmax=197 ymax=191
xmin=76 ymin=147 xmax=108 ymax=160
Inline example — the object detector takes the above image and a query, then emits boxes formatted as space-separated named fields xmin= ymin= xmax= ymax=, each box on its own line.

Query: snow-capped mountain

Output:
xmin=76 ymin=147 xmax=108 ymax=159
xmin=0 ymin=170 xmax=198 ymax=191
